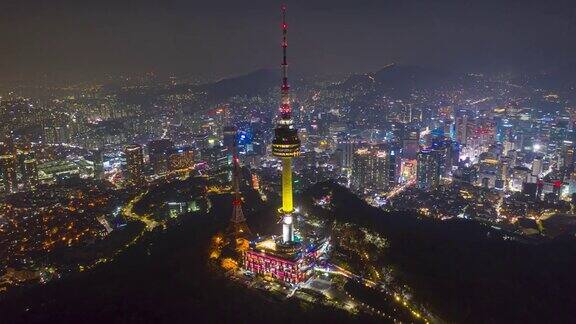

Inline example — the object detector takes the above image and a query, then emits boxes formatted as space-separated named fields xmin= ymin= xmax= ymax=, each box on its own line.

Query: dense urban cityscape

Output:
xmin=1 ymin=1 xmax=576 ymax=323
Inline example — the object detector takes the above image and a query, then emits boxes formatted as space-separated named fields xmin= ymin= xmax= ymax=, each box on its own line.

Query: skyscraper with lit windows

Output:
xmin=92 ymin=149 xmax=104 ymax=180
xmin=351 ymin=146 xmax=394 ymax=192
xmin=148 ymin=139 xmax=175 ymax=175
xmin=0 ymin=139 xmax=17 ymax=193
xmin=125 ymin=144 xmax=145 ymax=185
xmin=22 ymin=154 xmax=38 ymax=191
xmin=417 ymin=148 xmax=440 ymax=190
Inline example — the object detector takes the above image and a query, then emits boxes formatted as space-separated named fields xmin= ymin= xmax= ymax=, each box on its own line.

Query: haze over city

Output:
xmin=2 ymin=0 xmax=576 ymax=84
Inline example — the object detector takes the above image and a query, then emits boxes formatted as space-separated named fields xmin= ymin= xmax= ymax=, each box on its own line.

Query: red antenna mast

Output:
xmin=279 ymin=4 xmax=291 ymax=121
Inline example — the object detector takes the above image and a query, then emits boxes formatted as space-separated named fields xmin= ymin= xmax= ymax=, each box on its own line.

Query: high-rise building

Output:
xmin=223 ymin=125 xmax=238 ymax=151
xmin=92 ymin=149 xmax=104 ymax=180
xmin=431 ymin=137 xmax=459 ymax=178
xmin=341 ymin=141 xmax=354 ymax=170
xmin=562 ymin=140 xmax=574 ymax=171
xmin=351 ymin=148 xmax=372 ymax=191
xmin=43 ymin=125 xmax=71 ymax=144
xmin=388 ymin=148 xmax=398 ymax=188
xmin=532 ymin=156 xmax=543 ymax=177
xmin=417 ymin=148 xmax=440 ymax=190
xmin=202 ymin=146 xmax=229 ymax=169
xmin=16 ymin=144 xmax=37 ymax=191
xmin=125 ymin=144 xmax=145 ymax=185
xmin=0 ymin=139 xmax=17 ymax=193
xmin=168 ymin=148 xmax=195 ymax=172
xmin=213 ymin=105 xmax=231 ymax=133
xmin=351 ymin=146 xmax=393 ymax=192
xmin=402 ymin=128 xmax=420 ymax=159
xmin=503 ymin=140 xmax=514 ymax=156
xmin=22 ymin=154 xmax=38 ymax=191
xmin=477 ymin=155 xmax=499 ymax=189
xmin=454 ymin=165 xmax=477 ymax=184
xmin=148 ymin=139 xmax=174 ymax=175
xmin=455 ymin=109 xmax=470 ymax=145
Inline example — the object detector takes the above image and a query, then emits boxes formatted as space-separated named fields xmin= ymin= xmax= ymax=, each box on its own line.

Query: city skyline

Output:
xmin=2 ymin=2 xmax=576 ymax=323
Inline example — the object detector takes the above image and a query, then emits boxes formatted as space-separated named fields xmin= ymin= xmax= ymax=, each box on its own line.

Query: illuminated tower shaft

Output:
xmin=281 ymin=157 xmax=294 ymax=242
xmin=272 ymin=5 xmax=300 ymax=244
xmin=281 ymin=158 xmax=293 ymax=213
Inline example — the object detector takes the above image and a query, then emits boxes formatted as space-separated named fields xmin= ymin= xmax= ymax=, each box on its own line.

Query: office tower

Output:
xmin=341 ymin=141 xmax=354 ymax=170
xmin=454 ymin=165 xmax=477 ymax=184
xmin=402 ymin=128 xmax=420 ymax=160
xmin=223 ymin=125 xmax=238 ymax=150
xmin=477 ymin=155 xmax=499 ymax=189
xmin=22 ymin=153 xmax=38 ymax=191
xmin=532 ymin=156 xmax=543 ymax=177
xmin=148 ymin=139 xmax=175 ymax=175
xmin=203 ymin=146 xmax=230 ymax=169
xmin=43 ymin=125 xmax=71 ymax=144
xmin=351 ymin=147 xmax=393 ymax=192
xmin=351 ymin=148 xmax=371 ymax=191
xmin=562 ymin=140 xmax=574 ymax=171
xmin=431 ymin=137 xmax=459 ymax=178
xmin=0 ymin=139 xmax=17 ymax=193
xmin=417 ymin=149 xmax=440 ymax=190
xmin=93 ymin=149 xmax=104 ymax=180
xmin=455 ymin=109 xmax=470 ymax=145
xmin=510 ymin=166 xmax=532 ymax=191
xmin=125 ymin=144 xmax=145 ymax=185
xmin=388 ymin=147 xmax=398 ymax=188
xmin=16 ymin=143 xmax=36 ymax=191
xmin=168 ymin=148 xmax=195 ymax=172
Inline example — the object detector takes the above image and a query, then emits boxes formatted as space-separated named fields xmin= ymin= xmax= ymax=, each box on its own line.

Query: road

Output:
xmin=122 ymin=191 xmax=159 ymax=231
xmin=386 ymin=178 xmax=416 ymax=200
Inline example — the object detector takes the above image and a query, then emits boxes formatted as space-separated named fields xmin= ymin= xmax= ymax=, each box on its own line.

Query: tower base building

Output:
xmin=244 ymin=236 xmax=328 ymax=284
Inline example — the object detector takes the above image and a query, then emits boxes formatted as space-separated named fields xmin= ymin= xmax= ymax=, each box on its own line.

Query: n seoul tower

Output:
xmin=272 ymin=4 xmax=301 ymax=244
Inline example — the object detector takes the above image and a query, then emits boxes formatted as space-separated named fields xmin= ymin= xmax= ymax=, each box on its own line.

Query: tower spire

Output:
xmin=280 ymin=4 xmax=291 ymax=122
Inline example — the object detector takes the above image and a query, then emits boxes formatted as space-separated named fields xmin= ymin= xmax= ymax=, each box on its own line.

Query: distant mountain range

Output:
xmin=200 ymin=68 xmax=278 ymax=100
xmin=116 ymin=63 xmax=576 ymax=109
xmin=337 ymin=63 xmax=454 ymax=96
xmin=194 ymin=64 xmax=454 ymax=102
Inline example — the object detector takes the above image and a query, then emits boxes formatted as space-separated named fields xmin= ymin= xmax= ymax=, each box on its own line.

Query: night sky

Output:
xmin=1 ymin=0 xmax=576 ymax=83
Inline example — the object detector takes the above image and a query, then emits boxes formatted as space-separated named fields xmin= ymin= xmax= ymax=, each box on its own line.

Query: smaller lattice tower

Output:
xmin=228 ymin=147 xmax=251 ymax=238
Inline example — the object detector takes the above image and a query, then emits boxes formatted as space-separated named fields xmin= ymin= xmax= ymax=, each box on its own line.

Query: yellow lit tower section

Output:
xmin=272 ymin=5 xmax=300 ymax=244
